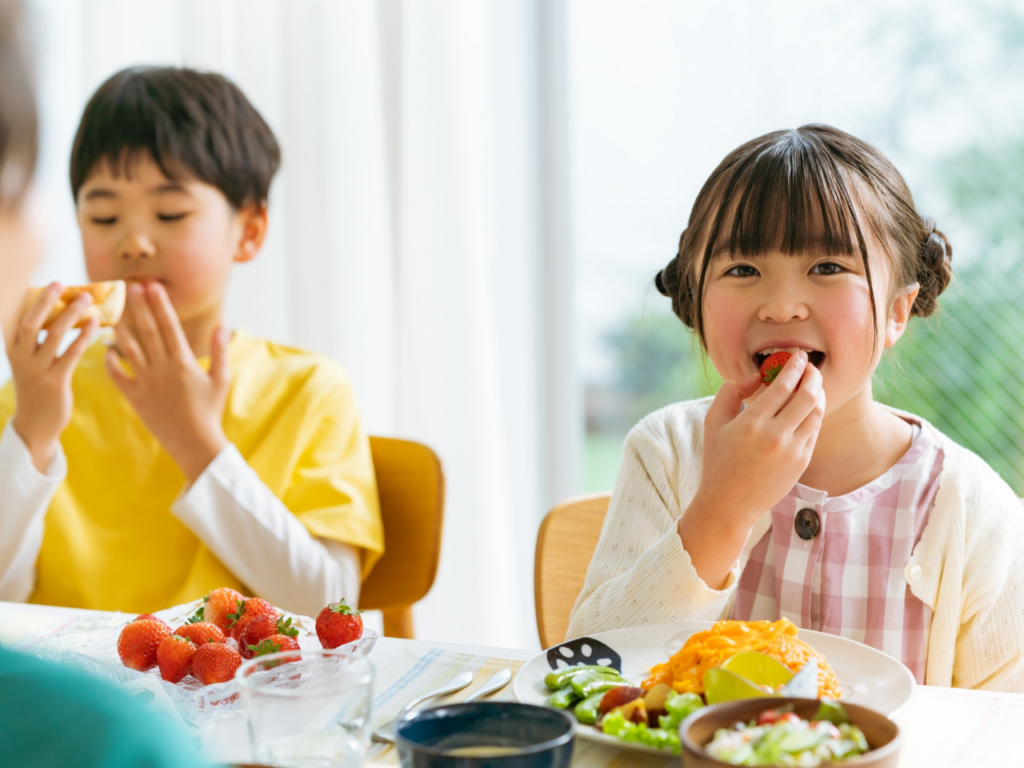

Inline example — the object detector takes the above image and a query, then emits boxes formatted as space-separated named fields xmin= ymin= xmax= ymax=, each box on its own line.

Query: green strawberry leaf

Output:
xmin=252 ymin=638 xmax=283 ymax=656
xmin=277 ymin=617 xmax=299 ymax=637
xmin=763 ymin=363 xmax=784 ymax=383
xmin=329 ymin=599 xmax=363 ymax=616
xmin=226 ymin=598 xmax=247 ymax=627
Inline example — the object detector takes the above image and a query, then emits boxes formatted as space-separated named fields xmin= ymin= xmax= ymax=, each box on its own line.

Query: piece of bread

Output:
xmin=25 ymin=280 xmax=127 ymax=330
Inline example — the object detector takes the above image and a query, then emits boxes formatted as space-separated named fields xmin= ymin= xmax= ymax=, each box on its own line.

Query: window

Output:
xmin=570 ymin=0 xmax=1024 ymax=492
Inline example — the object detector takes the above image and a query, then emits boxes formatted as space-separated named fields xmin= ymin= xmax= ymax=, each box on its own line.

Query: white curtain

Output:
xmin=18 ymin=0 xmax=580 ymax=649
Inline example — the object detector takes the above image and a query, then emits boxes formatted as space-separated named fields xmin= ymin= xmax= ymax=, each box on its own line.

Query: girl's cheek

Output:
xmin=826 ymin=289 xmax=875 ymax=348
xmin=818 ymin=287 xmax=878 ymax=399
xmin=703 ymin=290 xmax=752 ymax=378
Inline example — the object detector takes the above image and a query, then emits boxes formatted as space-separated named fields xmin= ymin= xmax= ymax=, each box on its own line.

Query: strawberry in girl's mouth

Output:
xmin=755 ymin=347 xmax=825 ymax=384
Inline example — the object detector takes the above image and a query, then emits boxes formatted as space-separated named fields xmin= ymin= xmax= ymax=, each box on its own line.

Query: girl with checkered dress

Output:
xmin=570 ymin=125 xmax=1024 ymax=692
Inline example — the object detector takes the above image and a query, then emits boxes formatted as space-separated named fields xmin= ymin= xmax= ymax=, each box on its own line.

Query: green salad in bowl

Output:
xmin=682 ymin=697 xmax=900 ymax=768
xmin=705 ymin=701 xmax=868 ymax=767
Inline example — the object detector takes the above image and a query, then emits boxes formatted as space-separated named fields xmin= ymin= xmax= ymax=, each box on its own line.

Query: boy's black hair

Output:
xmin=70 ymin=66 xmax=280 ymax=208
xmin=0 ymin=0 xmax=38 ymax=206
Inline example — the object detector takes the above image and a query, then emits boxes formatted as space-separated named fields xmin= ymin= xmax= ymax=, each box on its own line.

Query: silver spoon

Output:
xmin=462 ymin=668 xmax=513 ymax=703
xmin=371 ymin=670 xmax=475 ymax=744
xmin=368 ymin=667 xmax=513 ymax=756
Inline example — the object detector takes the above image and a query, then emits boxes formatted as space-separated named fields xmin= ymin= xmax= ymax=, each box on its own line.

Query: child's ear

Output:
xmin=234 ymin=203 xmax=268 ymax=264
xmin=885 ymin=282 xmax=920 ymax=348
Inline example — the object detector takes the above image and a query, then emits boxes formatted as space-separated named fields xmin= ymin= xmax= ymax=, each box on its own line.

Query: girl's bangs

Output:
xmin=705 ymin=136 xmax=868 ymax=261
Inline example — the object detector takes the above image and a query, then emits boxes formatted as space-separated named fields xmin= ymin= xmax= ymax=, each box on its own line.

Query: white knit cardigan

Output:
xmin=568 ymin=397 xmax=1024 ymax=692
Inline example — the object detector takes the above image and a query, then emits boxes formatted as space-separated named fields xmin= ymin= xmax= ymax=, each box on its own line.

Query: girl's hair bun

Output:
xmin=654 ymin=262 xmax=673 ymax=297
xmin=912 ymin=216 xmax=953 ymax=317
xmin=654 ymin=229 xmax=698 ymax=327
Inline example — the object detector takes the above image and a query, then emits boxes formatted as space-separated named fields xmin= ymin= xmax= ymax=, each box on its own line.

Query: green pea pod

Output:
xmin=573 ymin=692 xmax=606 ymax=725
xmin=574 ymin=676 xmax=627 ymax=698
xmin=567 ymin=670 xmax=607 ymax=697
xmin=565 ymin=670 xmax=606 ymax=697
xmin=548 ymin=686 xmax=580 ymax=709
xmin=544 ymin=665 xmax=620 ymax=691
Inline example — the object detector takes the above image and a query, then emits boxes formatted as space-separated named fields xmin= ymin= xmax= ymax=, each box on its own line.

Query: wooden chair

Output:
xmin=359 ymin=437 xmax=445 ymax=639
xmin=534 ymin=492 xmax=611 ymax=649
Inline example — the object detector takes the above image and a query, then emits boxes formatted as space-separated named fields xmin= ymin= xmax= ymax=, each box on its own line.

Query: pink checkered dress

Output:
xmin=730 ymin=423 xmax=943 ymax=683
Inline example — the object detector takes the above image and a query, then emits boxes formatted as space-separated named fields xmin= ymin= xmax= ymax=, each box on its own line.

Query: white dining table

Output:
xmin=2 ymin=600 xmax=1022 ymax=768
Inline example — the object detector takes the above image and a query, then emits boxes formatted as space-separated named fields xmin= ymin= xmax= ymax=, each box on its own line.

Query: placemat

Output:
xmin=371 ymin=644 xmax=525 ymax=729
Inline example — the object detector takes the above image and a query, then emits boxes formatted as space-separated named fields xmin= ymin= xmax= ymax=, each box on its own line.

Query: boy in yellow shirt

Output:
xmin=0 ymin=66 xmax=384 ymax=617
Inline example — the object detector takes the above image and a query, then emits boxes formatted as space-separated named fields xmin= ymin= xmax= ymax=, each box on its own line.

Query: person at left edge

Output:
xmin=0 ymin=2 xmax=208 ymax=766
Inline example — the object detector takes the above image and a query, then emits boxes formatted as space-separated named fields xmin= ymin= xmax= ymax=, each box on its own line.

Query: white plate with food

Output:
xmin=512 ymin=620 xmax=915 ymax=756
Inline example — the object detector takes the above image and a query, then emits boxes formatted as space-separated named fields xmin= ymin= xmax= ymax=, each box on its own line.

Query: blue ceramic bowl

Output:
xmin=394 ymin=702 xmax=575 ymax=768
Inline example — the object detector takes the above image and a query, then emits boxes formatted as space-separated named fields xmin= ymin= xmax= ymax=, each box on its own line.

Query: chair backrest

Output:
xmin=534 ymin=492 xmax=611 ymax=649
xmin=360 ymin=436 xmax=445 ymax=638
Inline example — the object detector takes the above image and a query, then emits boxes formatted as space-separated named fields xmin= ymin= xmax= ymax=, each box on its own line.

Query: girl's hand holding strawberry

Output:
xmin=678 ymin=351 xmax=826 ymax=590
xmin=104 ymin=281 xmax=230 ymax=484
xmin=8 ymin=283 xmax=100 ymax=473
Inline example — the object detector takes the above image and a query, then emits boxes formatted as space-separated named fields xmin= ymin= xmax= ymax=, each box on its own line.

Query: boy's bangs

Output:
xmin=98 ymin=147 xmax=187 ymax=186
xmin=70 ymin=67 xmax=280 ymax=208
xmin=74 ymin=76 xmax=206 ymax=190
xmin=705 ymin=135 xmax=868 ymax=262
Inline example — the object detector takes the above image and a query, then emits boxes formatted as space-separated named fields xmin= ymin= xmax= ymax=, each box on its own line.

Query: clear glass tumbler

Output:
xmin=236 ymin=649 xmax=374 ymax=768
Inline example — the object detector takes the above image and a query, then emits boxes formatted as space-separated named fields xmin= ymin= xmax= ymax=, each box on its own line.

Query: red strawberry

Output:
xmin=157 ymin=634 xmax=196 ymax=683
xmin=191 ymin=642 xmax=242 ymax=686
xmin=316 ymin=600 xmax=364 ymax=649
xmin=200 ymin=587 xmax=245 ymax=632
xmin=227 ymin=598 xmax=278 ymax=642
xmin=133 ymin=613 xmax=169 ymax=627
xmin=117 ymin=619 xmax=172 ymax=671
xmin=240 ymin=615 xmax=299 ymax=660
xmin=760 ymin=351 xmax=792 ymax=384
xmin=174 ymin=621 xmax=225 ymax=647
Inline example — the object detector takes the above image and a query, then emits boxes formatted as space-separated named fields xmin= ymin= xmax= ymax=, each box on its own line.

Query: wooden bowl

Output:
xmin=680 ymin=697 xmax=900 ymax=768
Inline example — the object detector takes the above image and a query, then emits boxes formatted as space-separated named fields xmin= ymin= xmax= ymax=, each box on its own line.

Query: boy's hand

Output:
xmin=678 ymin=351 xmax=825 ymax=589
xmin=8 ymin=283 xmax=100 ymax=473
xmin=105 ymin=281 xmax=230 ymax=484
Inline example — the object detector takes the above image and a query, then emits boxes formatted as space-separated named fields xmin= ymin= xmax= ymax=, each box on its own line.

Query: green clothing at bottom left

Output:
xmin=0 ymin=645 xmax=205 ymax=767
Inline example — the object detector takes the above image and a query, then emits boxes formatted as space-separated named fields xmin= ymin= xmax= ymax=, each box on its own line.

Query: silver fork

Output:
xmin=365 ymin=668 xmax=513 ymax=758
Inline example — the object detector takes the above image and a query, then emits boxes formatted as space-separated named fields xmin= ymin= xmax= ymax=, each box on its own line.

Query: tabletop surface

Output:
xmin=2 ymin=600 xmax=1022 ymax=768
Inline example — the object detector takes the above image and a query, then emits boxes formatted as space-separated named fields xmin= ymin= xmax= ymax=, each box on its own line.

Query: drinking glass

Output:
xmin=237 ymin=649 xmax=374 ymax=768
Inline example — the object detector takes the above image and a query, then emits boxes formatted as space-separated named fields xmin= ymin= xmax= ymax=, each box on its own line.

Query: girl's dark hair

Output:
xmin=0 ymin=0 xmax=38 ymax=206
xmin=70 ymin=66 xmax=280 ymax=209
xmin=655 ymin=124 xmax=953 ymax=346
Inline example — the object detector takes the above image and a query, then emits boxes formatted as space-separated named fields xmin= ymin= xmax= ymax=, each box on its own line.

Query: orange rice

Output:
xmin=641 ymin=618 xmax=841 ymax=699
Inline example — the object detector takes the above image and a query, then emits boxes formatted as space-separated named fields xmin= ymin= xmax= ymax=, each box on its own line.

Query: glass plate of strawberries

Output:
xmin=27 ymin=591 xmax=377 ymax=726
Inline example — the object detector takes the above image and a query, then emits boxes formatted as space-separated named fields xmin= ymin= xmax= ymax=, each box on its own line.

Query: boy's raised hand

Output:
xmin=8 ymin=283 xmax=100 ymax=473
xmin=678 ymin=351 xmax=825 ymax=589
xmin=104 ymin=281 xmax=230 ymax=484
